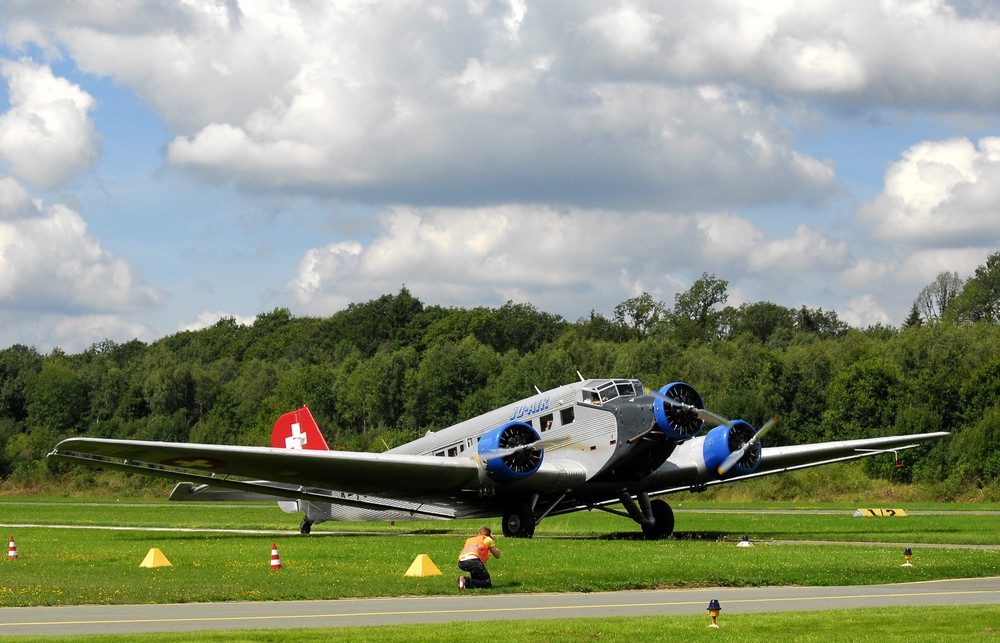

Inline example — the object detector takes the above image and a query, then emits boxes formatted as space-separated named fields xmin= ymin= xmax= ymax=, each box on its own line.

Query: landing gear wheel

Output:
xmin=640 ymin=499 xmax=674 ymax=540
xmin=502 ymin=503 xmax=536 ymax=538
xmin=300 ymin=516 xmax=314 ymax=535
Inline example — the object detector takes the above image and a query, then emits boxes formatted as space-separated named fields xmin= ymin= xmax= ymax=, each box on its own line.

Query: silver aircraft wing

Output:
xmin=640 ymin=431 xmax=950 ymax=497
xmin=48 ymin=436 xmax=580 ymax=511
xmin=49 ymin=437 xmax=481 ymax=500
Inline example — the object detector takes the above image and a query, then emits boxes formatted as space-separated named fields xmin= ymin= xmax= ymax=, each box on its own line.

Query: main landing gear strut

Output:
xmin=617 ymin=491 xmax=675 ymax=540
xmin=502 ymin=501 xmax=536 ymax=538
xmin=502 ymin=493 xmax=567 ymax=538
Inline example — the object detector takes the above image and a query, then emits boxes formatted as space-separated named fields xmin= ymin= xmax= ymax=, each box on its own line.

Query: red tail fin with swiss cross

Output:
xmin=270 ymin=405 xmax=330 ymax=451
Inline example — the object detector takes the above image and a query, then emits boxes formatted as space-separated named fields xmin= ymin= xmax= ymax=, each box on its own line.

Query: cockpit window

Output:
xmin=584 ymin=379 xmax=644 ymax=404
xmin=616 ymin=381 xmax=636 ymax=397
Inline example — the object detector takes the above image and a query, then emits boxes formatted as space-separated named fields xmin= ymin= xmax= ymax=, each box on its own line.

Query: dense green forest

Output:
xmin=3 ymin=252 xmax=1000 ymax=499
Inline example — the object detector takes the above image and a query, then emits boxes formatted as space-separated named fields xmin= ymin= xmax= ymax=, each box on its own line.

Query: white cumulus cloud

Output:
xmin=4 ymin=1 xmax=851 ymax=209
xmin=0 ymin=179 xmax=162 ymax=314
xmin=858 ymin=136 xmax=1000 ymax=247
xmin=0 ymin=60 xmax=101 ymax=188
xmin=286 ymin=205 xmax=855 ymax=321
xmin=179 ymin=310 xmax=255 ymax=333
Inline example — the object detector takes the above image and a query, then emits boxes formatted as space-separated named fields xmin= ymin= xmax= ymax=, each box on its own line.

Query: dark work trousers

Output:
xmin=458 ymin=557 xmax=492 ymax=588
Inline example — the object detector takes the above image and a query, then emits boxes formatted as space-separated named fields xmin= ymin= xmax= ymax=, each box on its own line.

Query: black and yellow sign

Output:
xmin=854 ymin=508 xmax=907 ymax=517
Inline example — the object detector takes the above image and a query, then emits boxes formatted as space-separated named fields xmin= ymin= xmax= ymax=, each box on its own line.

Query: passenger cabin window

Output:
xmin=540 ymin=413 xmax=553 ymax=431
xmin=447 ymin=446 xmax=458 ymax=457
xmin=560 ymin=407 xmax=574 ymax=425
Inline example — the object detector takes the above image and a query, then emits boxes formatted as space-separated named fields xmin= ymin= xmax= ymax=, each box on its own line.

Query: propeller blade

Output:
xmin=694 ymin=407 xmax=734 ymax=428
xmin=716 ymin=449 xmax=745 ymax=476
xmin=753 ymin=417 xmax=778 ymax=442
xmin=481 ymin=435 xmax=569 ymax=459
xmin=716 ymin=418 xmax=777 ymax=475
xmin=650 ymin=388 xmax=734 ymax=428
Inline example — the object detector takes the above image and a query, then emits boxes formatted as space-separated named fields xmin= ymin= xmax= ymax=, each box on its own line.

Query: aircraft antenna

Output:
xmin=576 ymin=371 xmax=585 ymax=381
xmin=534 ymin=386 xmax=542 ymax=394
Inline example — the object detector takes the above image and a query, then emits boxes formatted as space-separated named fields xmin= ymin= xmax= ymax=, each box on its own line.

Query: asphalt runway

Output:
xmin=2 ymin=577 xmax=999 ymax=636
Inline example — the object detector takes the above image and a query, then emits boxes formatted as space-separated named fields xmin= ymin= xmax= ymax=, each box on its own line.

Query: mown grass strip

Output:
xmin=2 ymin=522 xmax=998 ymax=606
xmin=5 ymin=606 xmax=1000 ymax=642
xmin=3 ymin=498 xmax=1000 ymax=543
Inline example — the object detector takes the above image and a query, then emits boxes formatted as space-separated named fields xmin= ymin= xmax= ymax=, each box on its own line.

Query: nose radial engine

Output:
xmin=652 ymin=382 xmax=706 ymax=440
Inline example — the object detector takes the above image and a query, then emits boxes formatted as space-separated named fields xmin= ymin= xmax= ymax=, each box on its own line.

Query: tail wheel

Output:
xmin=502 ymin=502 xmax=536 ymax=538
xmin=640 ymin=499 xmax=674 ymax=540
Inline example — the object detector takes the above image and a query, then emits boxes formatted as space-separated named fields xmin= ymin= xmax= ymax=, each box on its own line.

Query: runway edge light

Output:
xmin=139 ymin=548 xmax=171 ymax=568
xmin=707 ymin=599 xmax=722 ymax=628
xmin=902 ymin=547 xmax=913 ymax=567
xmin=404 ymin=554 xmax=443 ymax=577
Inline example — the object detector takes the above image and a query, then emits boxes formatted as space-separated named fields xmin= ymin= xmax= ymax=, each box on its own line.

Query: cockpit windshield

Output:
xmin=583 ymin=378 xmax=644 ymax=404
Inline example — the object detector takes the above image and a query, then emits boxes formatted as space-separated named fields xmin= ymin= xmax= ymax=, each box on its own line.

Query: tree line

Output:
xmin=4 ymin=252 xmax=1000 ymax=498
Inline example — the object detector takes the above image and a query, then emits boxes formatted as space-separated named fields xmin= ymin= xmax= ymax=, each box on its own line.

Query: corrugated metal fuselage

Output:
xmin=290 ymin=379 xmax=688 ymax=524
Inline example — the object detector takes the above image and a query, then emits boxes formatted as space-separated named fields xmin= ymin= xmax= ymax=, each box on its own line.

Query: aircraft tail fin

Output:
xmin=271 ymin=405 xmax=330 ymax=451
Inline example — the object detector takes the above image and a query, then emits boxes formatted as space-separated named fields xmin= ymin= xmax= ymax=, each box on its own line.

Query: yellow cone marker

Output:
xmin=404 ymin=553 xmax=442 ymax=577
xmin=139 ymin=548 xmax=172 ymax=568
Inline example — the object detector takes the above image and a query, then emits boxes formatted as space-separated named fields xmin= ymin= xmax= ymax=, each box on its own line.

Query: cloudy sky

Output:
xmin=1 ymin=1 xmax=999 ymax=352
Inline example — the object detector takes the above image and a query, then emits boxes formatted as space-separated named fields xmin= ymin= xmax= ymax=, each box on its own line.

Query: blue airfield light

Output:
xmin=707 ymin=599 xmax=722 ymax=628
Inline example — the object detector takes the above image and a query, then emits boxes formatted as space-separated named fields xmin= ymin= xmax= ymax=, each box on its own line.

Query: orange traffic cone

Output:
xmin=270 ymin=543 xmax=281 ymax=570
xmin=8 ymin=536 xmax=18 ymax=560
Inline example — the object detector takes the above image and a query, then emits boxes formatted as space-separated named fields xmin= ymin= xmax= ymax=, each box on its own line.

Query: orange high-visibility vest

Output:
xmin=459 ymin=535 xmax=491 ymax=562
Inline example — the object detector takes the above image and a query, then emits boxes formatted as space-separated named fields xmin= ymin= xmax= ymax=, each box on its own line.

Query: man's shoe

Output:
xmin=458 ymin=576 xmax=466 ymax=590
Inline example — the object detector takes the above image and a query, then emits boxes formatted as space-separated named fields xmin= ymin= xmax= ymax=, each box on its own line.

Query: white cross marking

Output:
xmin=285 ymin=422 xmax=308 ymax=450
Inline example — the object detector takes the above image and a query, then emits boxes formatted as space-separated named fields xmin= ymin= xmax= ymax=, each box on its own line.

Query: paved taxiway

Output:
xmin=2 ymin=577 xmax=998 ymax=636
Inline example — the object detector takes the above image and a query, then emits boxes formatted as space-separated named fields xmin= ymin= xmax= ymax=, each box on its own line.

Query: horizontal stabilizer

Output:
xmin=169 ymin=482 xmax=290 ymax=502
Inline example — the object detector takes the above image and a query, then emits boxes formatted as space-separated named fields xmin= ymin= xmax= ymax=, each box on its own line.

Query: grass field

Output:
xmin=1 ymin=498 xmax=998 ymax=607
xmin=2 ymin=497 xmax=999 ymax=641
xmin=4 ymin=495 xmax=1000 ymax=540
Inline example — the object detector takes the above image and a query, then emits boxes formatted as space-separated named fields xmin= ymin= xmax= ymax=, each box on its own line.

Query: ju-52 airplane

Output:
xmin=49 ymin=377 xmax=948 ymax=539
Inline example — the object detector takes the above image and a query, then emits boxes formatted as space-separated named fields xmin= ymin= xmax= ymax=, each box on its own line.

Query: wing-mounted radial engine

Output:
xmin=703 ymin=418 xmax=777 ymax=477
xmin=478 ymin=421 xmax=572 ymax=539
xmin=477 ymin=421 xmax=546 ymax=484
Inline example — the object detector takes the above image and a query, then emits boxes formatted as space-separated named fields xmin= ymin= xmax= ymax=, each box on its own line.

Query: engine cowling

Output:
xmin=652 ymin=381 xmax=706 ymax=441
xmin=478 ymin=422 xmax=543 ymax=484
xmin=702 ymin=420 xmax=762 ymax=477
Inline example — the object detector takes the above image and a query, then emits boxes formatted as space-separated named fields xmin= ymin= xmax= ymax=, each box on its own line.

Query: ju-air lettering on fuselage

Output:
xmin=508 ymin=397 xmax=550 ymax=421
